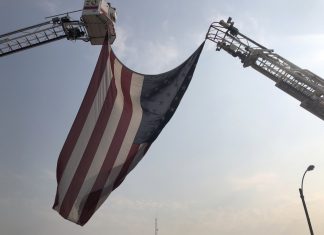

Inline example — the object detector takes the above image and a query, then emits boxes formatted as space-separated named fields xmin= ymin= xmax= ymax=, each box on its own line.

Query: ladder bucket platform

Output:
xmin=81 ymin=0 xmax=116 ymax=45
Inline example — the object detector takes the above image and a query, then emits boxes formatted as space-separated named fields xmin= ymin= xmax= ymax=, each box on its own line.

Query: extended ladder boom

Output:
xmin=0 ymin=0 xmax=117 ymax=57
xmin=206 ymin=17 xmax=324 ymax=121
xmin=0 ymin=16 xmax=87 ymax=57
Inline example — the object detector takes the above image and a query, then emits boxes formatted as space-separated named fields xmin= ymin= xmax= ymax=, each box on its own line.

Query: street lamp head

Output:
xmin=307 ymin=165 xmax=315 ymax=171
xmin=301 ymin=165 xmax=315 ymax=191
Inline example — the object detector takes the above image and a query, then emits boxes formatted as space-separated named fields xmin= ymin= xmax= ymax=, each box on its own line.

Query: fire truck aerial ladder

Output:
xmin=0 ymin=0 xmax=116 ymax=57
xmin=1 ymin=10 xmax=324 ymax=121
xmin=206 ymin=17 xmax=324 ymax=121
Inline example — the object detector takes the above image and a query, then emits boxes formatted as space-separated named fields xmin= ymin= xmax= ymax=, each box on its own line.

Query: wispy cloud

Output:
xmin=142 ymin=39 xmax=180 ymax=72
xmin=282 ymin=34 xmax=324 ymax=69
xmin=230 ymin=172 xmax=278 ymax=191
xmin=286 ymin=33 xmax=324 ymax=43
xmin=108 ymin=196 xmax=196 ymax=211
xmin=113 ymin=26 xmax=135 ymax=59
xmin=162 ymin=20 xmax=170 ymax=32
xmin=188 ymin=202 xmax=304 ymax=235
xmin=243 ymin=16 xmax=267 ymax=44
xmin=35 ymin=0 xmax=60 ymax=15
xmin=42 ymin=168 xmax=56 ymax=181
xmin=113 ymin=35 xmax=180 ymax=74
xmin=102 ymin=192 xmax=323 ymax=235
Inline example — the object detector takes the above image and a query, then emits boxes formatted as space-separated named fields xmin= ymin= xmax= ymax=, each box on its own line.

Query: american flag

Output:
xmin=53 ymin=40 xmax=205 ymax=225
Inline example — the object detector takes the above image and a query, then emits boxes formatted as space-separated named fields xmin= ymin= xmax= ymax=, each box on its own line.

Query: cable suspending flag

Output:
xmin=53 ymin=40 xmax=205 ymax=225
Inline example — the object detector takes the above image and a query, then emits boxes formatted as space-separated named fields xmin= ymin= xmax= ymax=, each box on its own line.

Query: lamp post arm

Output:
xmin=301 ymin=170 xmax=307 ymax=191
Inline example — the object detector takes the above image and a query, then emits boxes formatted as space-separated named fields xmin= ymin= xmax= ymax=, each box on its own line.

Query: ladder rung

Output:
xmin=35 ymin=34 xmax=41 ymax=43
xmin=16 ymin=40 xmax=22 ymax=48
xmin=25 ymin=37 xmax=31 ymax=46
xmin=44 ymin=31 xmax=49 ymax=40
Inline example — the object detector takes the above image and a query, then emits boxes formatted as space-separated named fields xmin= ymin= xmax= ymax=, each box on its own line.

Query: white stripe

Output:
xmin=94 ymin=72 xmax=144 ymax=210
xmin=55 ymin=52 xmax=112 ymax=211
xmin=68 ymin=58 xmax=125 ymax=220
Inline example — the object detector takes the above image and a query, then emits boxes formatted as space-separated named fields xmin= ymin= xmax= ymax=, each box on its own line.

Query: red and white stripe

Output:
xmin=53 ymin=43 xmax=149 ymax=225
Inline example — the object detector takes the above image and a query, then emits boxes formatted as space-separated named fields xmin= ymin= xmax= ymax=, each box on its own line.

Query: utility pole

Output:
xmin=155 ymin=218 xmax=158 ymax=235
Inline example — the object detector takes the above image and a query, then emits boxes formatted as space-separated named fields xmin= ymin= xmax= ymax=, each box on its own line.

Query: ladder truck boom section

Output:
xmin=2 ymin=9 xmax=324 ymax=121
xmin=0 ymin=0 xmax=116 ymax=57
xmin=206 ymin=17 xmax=324 ymax=121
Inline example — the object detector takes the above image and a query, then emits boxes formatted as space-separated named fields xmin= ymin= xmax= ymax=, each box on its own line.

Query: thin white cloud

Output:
xmin=42 ymin=169 xmax=56 ymax=181
xmin=112 ymin=25 xmax=180 ymax=73
xmin=35 ymin=0 xmax=60 ymax=15
xmin=113 ymin=25 xmax=135 ymax=59
xmin=287 ymin=33 xmax=324 ymax=43
xmin=101 ymin=193 xmax=324 ymax=235
xmin=188 ymin=202 xmax=303 ymax=235
xmin=285 ymin=34 xmax=324 ymax=66
xmin=143 ymin=39 xmax=179 ymax=72
xmin=230 ymin=172 xmax=278 ymax=191
xmin=108 ymin=196 xmax=196 ymax=211
xmin=162 ymin=20 xmax=170 ymax=31
xmin=113 ymin=37 xmax=180 ymax=74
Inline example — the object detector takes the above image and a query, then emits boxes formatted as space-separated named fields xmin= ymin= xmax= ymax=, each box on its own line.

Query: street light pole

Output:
xmin=299 ymin=165 xmax=315 ymax=235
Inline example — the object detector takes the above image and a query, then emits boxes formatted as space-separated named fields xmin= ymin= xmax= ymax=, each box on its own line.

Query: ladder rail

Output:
xmin=0 ymin=20 xmax=53 ymax=39
xmin=0 ymin=16 xmax=87 ymax=57
xmin=1 ymin=24 xmax=63 ymax=44
xmin=206 ymin=17 xmax=324 ymax=120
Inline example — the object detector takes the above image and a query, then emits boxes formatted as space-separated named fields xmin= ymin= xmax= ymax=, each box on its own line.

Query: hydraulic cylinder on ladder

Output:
xmin=0 ymin=0 xmax=116 ymax=57
xmin=206 ymin=17 xmax=324 ymax=121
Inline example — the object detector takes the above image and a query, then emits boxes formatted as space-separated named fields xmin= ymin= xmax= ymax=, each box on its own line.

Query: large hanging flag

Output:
xmin=53 ymin=40 xmax=205 ymax=225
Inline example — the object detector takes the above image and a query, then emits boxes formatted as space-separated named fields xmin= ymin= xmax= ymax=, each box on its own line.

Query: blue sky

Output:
xmin=1 ymin=0 xmax=324 ymax=235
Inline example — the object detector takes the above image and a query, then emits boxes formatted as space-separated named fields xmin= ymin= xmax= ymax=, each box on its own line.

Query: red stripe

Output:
xmin=56 ymin=42 xmax=109 ymax=183
xmin=59 ymin=53 xmax=117 ymax=219
xmin=78 ymin=66 xmax=134 ymax=225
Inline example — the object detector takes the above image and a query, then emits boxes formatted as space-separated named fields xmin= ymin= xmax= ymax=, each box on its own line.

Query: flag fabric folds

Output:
xmin=53 ymin=40 xmax=205 ymax=225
